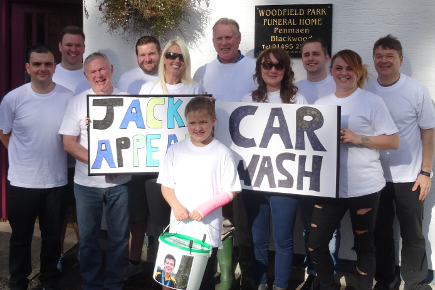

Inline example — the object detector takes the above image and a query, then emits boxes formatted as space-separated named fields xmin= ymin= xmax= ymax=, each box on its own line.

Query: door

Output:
xmin=11 ymin=2 xmax=82 ymax=89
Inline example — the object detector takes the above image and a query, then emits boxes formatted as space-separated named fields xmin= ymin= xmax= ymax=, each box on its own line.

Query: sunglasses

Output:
xmin=261 ymin=61 xmax=285 ymax=71
xmin=165 ymin=52 xmax=184 ymax=62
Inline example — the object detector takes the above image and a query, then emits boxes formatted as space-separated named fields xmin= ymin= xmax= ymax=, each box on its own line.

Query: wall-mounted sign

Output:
xmin=255 ymin=4 xmax=333 ymax=58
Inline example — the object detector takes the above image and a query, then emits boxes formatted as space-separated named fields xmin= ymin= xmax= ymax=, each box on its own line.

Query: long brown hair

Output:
xmin=252 ymin=48 xmax=298 ymax=103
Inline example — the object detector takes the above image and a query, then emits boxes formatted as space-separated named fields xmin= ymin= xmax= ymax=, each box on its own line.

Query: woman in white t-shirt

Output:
xmin=309 ymin=50 xmax=399 ymax=290
xmin=241 ymin=47 xmax=307 ymax=290
xmin=139 ymin=38 xmax=204 ymax=94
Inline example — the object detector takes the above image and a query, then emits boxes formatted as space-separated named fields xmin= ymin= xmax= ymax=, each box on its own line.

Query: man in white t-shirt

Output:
xmin=59 ymin=52 xmax=131 ymax=290
xmin=52 ymin=26 xmax=91 ymax=95
xmin=369 ymin=35 xmax=435 ymax=290
xmin=52 ymin=25 xmax=88 ymax=271
xmin=193 ymin=17 xmax=257 ymax=290
xmin=117 ymin=36 xmax=161 ymax=94
xmin=0 ymin=45 xmax=74 ymax=290
xmin=117 ymin=36 xmax=162 ymax=280
xmin=295 ymin=37 xmax=340 ymax=278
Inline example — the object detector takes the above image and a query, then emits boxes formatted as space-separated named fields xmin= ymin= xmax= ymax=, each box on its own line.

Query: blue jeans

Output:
xmin=299 ymin=196 xmax=341 ymax=275
xmin=74 ymin=183 xmax=130 ymax=290
xmin=243 ymin=191 xmax=299 ymax=288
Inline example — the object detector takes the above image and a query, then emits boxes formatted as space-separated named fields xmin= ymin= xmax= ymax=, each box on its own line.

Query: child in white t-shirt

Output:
xmin=157 ymin=96 xmax=241 ymax=290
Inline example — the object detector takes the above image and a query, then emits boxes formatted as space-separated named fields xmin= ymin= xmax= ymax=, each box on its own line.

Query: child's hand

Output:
xmin=190 ymin=210 xmax=203 ymax=222
xmin=173 ymin=204 xmax=190 ymax=221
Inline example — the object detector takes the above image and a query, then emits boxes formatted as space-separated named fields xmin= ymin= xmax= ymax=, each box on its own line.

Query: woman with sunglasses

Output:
xmin=309 ymin=50 xmax=399 ymax=290
xmin=139 ymin=38 xmax=204 ymax=94
xmin=241 ymin=47 xmax=307 ymax=290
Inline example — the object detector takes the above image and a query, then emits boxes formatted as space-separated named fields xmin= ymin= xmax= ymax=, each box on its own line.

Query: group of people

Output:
xmin=0 ymin=16 xmax=433 ymax=290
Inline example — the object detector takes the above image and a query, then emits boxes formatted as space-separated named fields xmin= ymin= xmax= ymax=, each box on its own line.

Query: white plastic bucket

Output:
xmin=153 ymin=221 xmax=212 ymax=290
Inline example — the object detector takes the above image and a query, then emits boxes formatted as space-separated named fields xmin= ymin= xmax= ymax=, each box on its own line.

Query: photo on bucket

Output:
xmin=154 ymin=253 xmax=192 ymax=289
xmin=153 ymin=226 xmax=212 ymax=290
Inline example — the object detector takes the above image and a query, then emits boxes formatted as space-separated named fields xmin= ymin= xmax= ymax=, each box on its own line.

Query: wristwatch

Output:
xmin=420 ymin=170 xmax=433 ymax=178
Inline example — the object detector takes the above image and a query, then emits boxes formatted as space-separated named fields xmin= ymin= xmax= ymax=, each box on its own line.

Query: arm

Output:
xmin=340 ymin=128 xmax=400 ymax=150
xmin=161 ymin=185 xmax=190 ymax=221
xmin=63 ymin=134 xmax=88 ymax=164
xmin=412 ymin=127 xmax=435 ymax=200
xmin=190 ymin=191 xmax=239 ymax=221
xmin=0 ymin=130 xmax=11 ymax=149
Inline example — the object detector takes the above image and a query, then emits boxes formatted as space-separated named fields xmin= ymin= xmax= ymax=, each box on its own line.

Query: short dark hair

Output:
xmin=135 ymin=36 xmax=161 ymax=55
xmin=300 ymin=37 xmax=329 ymax=56
xmin=373 ymin=34 xmax=402 ymax=57
xmin=185 ymin=96 xmax=216 ymax=120
xmin=60 ymin=26 xmax=85 ymax=43
xmin=27 ymin=44 xmax=55 ymax=63
xmin=164 ymin=254 xmax=176 ymax=267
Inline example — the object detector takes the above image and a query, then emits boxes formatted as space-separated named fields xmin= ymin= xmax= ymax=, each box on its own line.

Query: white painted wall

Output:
xmin=83 ymin=0 xmax=435 ymax=268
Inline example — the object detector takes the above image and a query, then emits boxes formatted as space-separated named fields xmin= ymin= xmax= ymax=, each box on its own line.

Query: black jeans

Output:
xmin=307 ymin=191 xmax=380 ymax=290
xmin=7 ymin=184 xmax=67 ymax=290
xmin=374 ymin=182 xmax=428 ymax=290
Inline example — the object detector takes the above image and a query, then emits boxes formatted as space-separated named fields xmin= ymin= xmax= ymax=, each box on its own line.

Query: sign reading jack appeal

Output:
xmin=254 ymin=4 xmax=333 ymax=58
xmin=87 ymin=95 xmax=194 ymax=175
xmin=214 ymin=102 xmax=340 ymax=198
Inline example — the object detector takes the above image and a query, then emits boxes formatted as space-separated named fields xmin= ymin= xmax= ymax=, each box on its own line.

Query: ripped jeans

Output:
xmin=307 ymin=191 xmax=380 ymax=290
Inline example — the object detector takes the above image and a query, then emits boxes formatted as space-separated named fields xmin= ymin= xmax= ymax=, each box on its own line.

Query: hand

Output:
xmin=190 ymin=210 xmax=203 ymax=222
xmin=340 ymin=127 xmax=363 ymax=145
xmin=412 ymin=174 xmax=431 ymax=201
xmin=173 ymin=204 xmax=190 ymax=221
xmin=107 ymin=175 xmax=118 ymax=180
xmin=85 ymin=116 xmax=91 ymax=127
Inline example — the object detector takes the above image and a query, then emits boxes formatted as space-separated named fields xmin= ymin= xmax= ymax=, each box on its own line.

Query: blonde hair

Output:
xmin=155 ymin=38 xmax=193 ymax=94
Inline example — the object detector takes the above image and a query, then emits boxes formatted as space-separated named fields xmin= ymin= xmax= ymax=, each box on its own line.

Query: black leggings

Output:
xmin=307 ymin=191 xmax=380 ymax=290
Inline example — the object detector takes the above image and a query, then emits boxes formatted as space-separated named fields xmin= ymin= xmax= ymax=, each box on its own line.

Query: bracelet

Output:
xmin=420 ymin=170 xmax=433 ymax=178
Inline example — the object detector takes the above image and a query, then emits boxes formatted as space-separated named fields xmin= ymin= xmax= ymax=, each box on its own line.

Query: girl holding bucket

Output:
xmin=240 ymin=47 xmax=307 ymax=290
xmin=158 ymin=96 xmax=241 ymax=290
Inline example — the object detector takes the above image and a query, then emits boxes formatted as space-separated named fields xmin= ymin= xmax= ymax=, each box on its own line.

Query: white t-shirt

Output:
xmin=315 ymin=88 xmax=398 ymax=198
xmin=368 ymin=74 xmax=435 ymax=182
xmin=139 ymin=81 xmax=204 ymax=95
xmin=241 ymin=90 xmax=308 ymax=104
xmin=295 ymin=75 xmax=336 ymax=105
xmin=0 ymin=83 xmax=74 ymax=188
xmin=157 ymin=138 xmax=241 ymax=247
xmin=59 ymin=88 xmax=131 ymax=188
xmin=193 ymin=57 xmax=257 ymax=102
xmin=117 ymin=67 xmax=159 ymax=94
xmin=52 ymin=64 xmax=91 ymax=95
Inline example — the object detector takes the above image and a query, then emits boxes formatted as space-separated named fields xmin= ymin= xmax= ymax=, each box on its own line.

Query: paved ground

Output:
xmin=0 ymin=220 xmax=432 ymax=290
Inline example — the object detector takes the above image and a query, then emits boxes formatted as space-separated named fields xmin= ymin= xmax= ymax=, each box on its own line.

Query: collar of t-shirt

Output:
xmin=217 ymin=50 xmax=244 ymax=64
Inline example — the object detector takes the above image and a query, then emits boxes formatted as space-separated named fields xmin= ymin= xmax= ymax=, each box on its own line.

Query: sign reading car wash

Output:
xmin=214 ymin=101 xmax=340 ymax=198
xmin=254 ymin=4 xmax=333 ymax=58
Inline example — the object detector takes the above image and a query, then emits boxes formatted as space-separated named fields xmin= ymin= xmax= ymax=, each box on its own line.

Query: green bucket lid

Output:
xmin=159 ymin=233 xmax=211 ymax=254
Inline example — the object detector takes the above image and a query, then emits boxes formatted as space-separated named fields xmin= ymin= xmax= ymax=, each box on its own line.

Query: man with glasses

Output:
xmin=60 ymin=52 xmax=131 ymax=290
xmin=368 ymin=34 xmax=435 ymax=290
xmin=193 ymin=17 xmax=257 ymax=290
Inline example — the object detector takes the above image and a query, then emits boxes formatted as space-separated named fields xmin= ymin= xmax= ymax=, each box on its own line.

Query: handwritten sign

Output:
xmin=214 ymin=101 xmax=340 ymax=197
xmin=87 ymin=95 xmax=194 ymax=175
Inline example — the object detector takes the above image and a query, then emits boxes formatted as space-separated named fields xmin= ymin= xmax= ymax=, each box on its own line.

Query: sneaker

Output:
xmin=123 ymin=260 xmax=145 ymax=281
xmin=56 ymin=254 xmax=64 ymax=273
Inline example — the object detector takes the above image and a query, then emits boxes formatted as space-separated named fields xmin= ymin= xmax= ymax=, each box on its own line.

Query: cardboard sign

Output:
xmin=214 ymin=101 xmax=340 ymax=198
xmin=87 ymin=95 xmax=194 ymax=175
